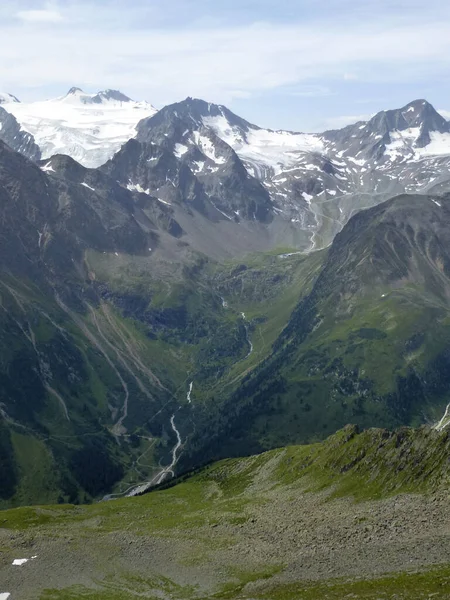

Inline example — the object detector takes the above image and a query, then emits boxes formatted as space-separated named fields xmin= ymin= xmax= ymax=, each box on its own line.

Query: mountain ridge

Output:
xmin=2 ymin=92 xmax=450 ymax=256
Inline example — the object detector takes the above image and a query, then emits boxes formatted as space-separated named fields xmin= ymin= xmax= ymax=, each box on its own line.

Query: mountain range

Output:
xmin=1 ymin=89 xmax=450 ymax=507
xmin=2 ymin=90 xmax=450 ymax=255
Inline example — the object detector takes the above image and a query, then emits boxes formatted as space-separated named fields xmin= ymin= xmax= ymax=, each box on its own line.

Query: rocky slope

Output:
xmin=2 ymin=425 xmax=450 ymax=599
xmin=0 ymin=140 xmax=201 ymax=507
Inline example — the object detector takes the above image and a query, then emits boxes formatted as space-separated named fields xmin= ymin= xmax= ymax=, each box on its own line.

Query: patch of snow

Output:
xmin=279 ymin=251 xmax=303 ymax=258
xmin=210 ymin=201 xmax=233 ymax=220
xmin=416 ymin=131 xmax=450 ymax=158
xmin=432 ymin=199 xmax=442 ymax=207
xmin=303 ymin=193 xmax=313 ymax=204
xmin=328 ymin=190 xmax=337 ymax=196
xmin=193 ymin=131 xmax=227 ymax=164
xmin=174 ymin=143 xmax=188 ymax=158
xmin=203 ymin=114 xmax=323 ymax=176
xmin=156 ymin=197 xmax=171 ymax=206
xmin=40 ymin=161 xmax=54 ymax=172
xmin=192 ymin=160 xmax=205 ymax=173
xmin=127 ymin=182 xmax=151 ymax=195
xmin=12 ymin=558 xmax=29 ymax=566
xmin=81 ymin=182 xmax=95 ymax=191
xmin=384 ymin=128 xmax=420 ymax=161
xmin=348 ymin=156 xmax=367 ymax=167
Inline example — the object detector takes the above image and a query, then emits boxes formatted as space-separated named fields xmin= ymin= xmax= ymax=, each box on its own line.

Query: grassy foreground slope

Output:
xmin=2 ymin=425 xmax=450 ymax=599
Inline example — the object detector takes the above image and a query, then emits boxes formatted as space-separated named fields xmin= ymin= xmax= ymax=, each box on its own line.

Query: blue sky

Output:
xmin=2 ymin=0 xmax=450 ymax=131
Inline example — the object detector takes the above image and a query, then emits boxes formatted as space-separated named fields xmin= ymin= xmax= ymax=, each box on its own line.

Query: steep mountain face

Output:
xmin=104 ymin=97 xmax=450 ymax=255
xmin=0 ymin=88 xmax=157 ymax=168
xmin=0 ymin=106 xmax=41 ymax=161
xmin=0 ymin=140 xmax=205 ymax=506
xmin=181 ymin=193 xmax=450 ymax=466
xmin=100 ymin=99 xmax=297 ymax=259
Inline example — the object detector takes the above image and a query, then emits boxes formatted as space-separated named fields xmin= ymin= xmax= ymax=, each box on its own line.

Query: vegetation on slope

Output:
xmin=2 ymin=425 xmax=450 ymax=598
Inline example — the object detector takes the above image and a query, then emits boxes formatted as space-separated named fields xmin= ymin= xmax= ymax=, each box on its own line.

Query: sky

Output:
xmin=2 ymin=0 xmax=450 ymax=131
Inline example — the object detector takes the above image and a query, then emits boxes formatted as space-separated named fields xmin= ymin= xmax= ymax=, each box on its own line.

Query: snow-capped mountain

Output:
xmin=2 ymin=89 xmax=450 ymax=254
xmin=0 ymin=87 xmax=157 ymax=168
xmin=103 ymin=97 xmax=450 ymax=252
xmin=0 ymin=92 xmax=20 ymax=105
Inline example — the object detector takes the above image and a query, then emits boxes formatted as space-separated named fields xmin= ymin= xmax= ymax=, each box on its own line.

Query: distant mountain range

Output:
xmin=1 ymin=90 xmax=450 ymax=254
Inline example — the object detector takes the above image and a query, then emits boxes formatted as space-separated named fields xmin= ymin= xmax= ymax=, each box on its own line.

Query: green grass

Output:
xmin=35 ymin=565 xmax=450 ymax=599
xmin=2 ymin=425 xmax=450 ymax=598
xmin=254 ymin=565 xmax=450 ymax=600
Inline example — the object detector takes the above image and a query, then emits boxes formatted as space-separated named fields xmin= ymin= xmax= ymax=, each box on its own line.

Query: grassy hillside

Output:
xmin=2 ymin=425 xmax=450 ymax=598
xmin=6 ymin=178 xmax=450 ymax=509
xmin=182 ymin=195 xmax=450 ymax=466
xmin=0 ymin=242 xmax=324 ymax=507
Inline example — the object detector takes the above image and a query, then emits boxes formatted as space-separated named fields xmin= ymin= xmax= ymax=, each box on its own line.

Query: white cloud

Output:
xmin=2 ymin=2 xmax=450 ymax=110
xmin=438 ymin=109 xmax=450 ymax=120
xmin=287 ymin=85 xmax=333 ymax=97
xmin=16 ymin=9 xmax=63 ymax=23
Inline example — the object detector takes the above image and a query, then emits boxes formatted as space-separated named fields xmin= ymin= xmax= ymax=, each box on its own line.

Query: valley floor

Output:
xmin=1 ymin=438 xmax=450 ymax=599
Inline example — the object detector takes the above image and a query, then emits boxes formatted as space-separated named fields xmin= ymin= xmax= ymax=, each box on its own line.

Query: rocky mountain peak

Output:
xmin=136 ymin=97 xmax=254 ymax=145
xmin=0 ymin=92 xmax=20 ymax=105
xmin=66 ymin=86 xmax=85 ymax=96
xmin=366 ymin=99 xmax=448 ymax=139
xmin=91 ymin=89 xmax=133 ymax=104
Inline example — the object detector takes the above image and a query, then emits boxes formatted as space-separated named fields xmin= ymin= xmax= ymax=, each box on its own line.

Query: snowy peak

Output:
xmin=0 ymin=88 xmax=158 ymax=167
xmin=66 ymin=86 xmax=84 ymax=95
xmin=92 ymin=89 xmax=133 ymax=104
xmin=136 ymin=97 xmax=324 ymax=179
xmin=367 ymin=99 xmax=449 ymax=140
xmin=324 ymin=99 xmax=450 ymax=165
xmin=60 ymin=87 xmax=136 ymax=107
xmin=0 ymin=92 xmax=20 ymax=105
xmin=398 ymin=99 xmax=447 ymax=131
xmin=137 ymin=97 xmax=255 ymax=142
